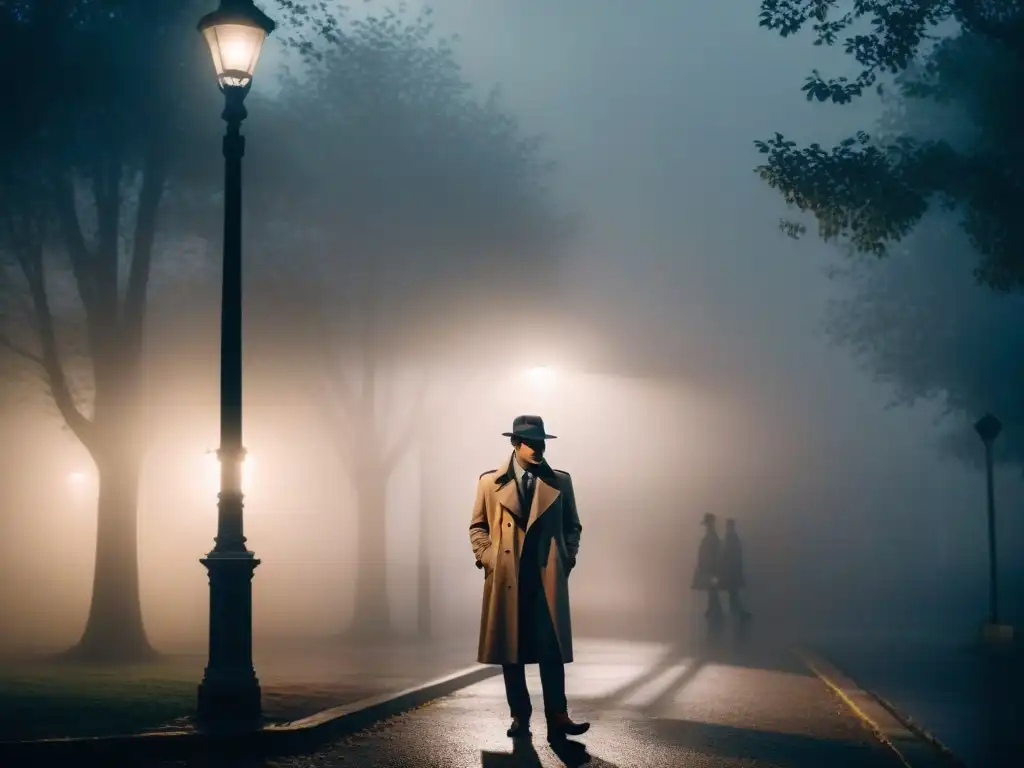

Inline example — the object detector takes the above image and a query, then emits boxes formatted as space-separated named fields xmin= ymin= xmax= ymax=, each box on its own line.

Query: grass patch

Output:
xmin=0 ymin=655 xmax=203 ymax=742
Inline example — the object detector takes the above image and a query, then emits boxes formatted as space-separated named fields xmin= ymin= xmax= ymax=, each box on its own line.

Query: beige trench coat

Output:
xmin=469 ymin=454 xmax=582 ymax=665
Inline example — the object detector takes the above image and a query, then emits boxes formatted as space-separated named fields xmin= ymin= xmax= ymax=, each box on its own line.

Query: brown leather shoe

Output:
xmin=507 ymin=716 xmax=531 ymax=738
xmin=546 ymin=712 xmax=590 ymax=741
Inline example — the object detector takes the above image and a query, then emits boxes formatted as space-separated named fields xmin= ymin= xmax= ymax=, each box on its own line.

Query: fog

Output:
xmin=1 ymin=0 xmax=1020 ymax=662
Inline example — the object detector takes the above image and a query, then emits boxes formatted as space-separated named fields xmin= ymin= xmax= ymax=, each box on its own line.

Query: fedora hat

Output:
xmin=502 ymin=414 xmax=557 ymax=440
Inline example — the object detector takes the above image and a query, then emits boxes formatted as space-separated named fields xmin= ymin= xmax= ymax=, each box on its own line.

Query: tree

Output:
xmin=755 ymin=3 xmax=1024 ymax=469
xmin=827 ymin=218 xmax=1024 ymax=468
xmin=0 ymin=0 xmax=334 ymax=661
xmin=244 ymin=6 xmax=565 ymax=638
xmin=0 ymin=0 xmax=218 ymax=661
xmin=754 ymin=1 xmax=1024 ymax=290
xmin=818 ymin=21 xmax=1024 ymax=469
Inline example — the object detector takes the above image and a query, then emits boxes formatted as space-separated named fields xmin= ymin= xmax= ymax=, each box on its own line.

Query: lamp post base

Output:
xmin=197 ymin=673 xmax=262 ymax=725
xmin=198 ymin=552 xmax=261 ymax=725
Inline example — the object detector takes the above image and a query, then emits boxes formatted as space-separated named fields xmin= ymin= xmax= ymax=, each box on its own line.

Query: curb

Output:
xmin=0 ymin=663 xmax=500 ymax=764
xmin=798 ymin=648 xmax=965 ymax=768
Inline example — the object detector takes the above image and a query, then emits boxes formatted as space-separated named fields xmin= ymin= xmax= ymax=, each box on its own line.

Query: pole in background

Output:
xmin=973 ymin=413 xmax=1013 ymax=644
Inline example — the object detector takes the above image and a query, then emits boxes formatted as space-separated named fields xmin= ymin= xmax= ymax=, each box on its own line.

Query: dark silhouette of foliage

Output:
xmin=822 ymin=28 xmax=1024 ymax=469
xmin=755 ymin=1 xmax=1024 ymax=290
xmin=758 ymin=3 xmax=1024 ymax=471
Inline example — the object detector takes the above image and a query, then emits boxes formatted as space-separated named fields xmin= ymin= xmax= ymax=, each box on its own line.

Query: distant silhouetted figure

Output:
xmin=721 ymin=519 xmax=751 ymax=621
xmin=692 ymin=513 xmax=723 ymax=624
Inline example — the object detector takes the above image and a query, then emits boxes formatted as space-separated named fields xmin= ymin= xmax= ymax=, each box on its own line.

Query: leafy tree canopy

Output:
xmin=755 ymin=1 xmax=1024 ymax=289
xmin=766 ymin=3 xmax=1024 ymax=469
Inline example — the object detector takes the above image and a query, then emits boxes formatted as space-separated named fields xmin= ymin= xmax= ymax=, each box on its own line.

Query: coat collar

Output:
xmin=493 ymin=452 xmax=561 ymax=530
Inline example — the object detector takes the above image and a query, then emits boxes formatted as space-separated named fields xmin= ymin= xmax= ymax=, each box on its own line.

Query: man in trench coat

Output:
xmin=469 ymin=414 xmax=590 ymax=742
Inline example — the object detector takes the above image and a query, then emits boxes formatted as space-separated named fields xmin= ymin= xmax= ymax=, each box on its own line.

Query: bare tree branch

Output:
xmin=318 ymin=374 xmax=355 ymax=472
xmin=52 ymin=173 xmax=102 ymax=324
xmin=93 ymin=151 xmax=121 ymax=310
xmin=319 ymin=372 xmax=354 ymax=429
xmin=20 ymin=241 xmax=95 ymax=451
xmin=124 ymin=145 xmax=167 ymax=358
xmin=310 ymin=299 xmax=360 ymax=424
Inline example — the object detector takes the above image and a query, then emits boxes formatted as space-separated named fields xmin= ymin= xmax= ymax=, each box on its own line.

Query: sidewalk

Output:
xmin=173 ymin=637 xmax=906 ymax=767
xmin=0 ymin=635 xmax=479 ymax=742
xmin=254 ymin=636 xmax=479 ymax=723
xmin=821 ymin=637 xmax=1024 ymax=768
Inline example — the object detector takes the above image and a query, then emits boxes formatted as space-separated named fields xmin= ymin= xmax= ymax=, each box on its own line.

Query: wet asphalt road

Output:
xmin=823 ymin=639 xmax=1023 ymax=768
xmin=233 ymin=638 xmax=907 ymax=768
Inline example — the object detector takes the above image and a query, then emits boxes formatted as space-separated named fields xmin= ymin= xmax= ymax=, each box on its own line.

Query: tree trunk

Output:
xmin=65 ymin=448 xmax=156 ymax=661
xmin=416 ymin=434 xmax=432 ymax=637
xmin=348 ymin=458 xmax=392 ymax=639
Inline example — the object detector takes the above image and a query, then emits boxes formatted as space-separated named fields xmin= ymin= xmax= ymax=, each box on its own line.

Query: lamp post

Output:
xmin=417 ymin=428 xmax=433 ymax=638
xmin=196 ymin=0 xmax=275 ymax=725
xmin=973 ymin=413 xmax=1007 ymax=637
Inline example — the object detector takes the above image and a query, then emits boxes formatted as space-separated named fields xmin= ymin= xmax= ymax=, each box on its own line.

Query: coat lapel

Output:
xmin=493 ymin=454 xmax=524 ymax=523
xmin=527 ymin=464 xmax=561 ymax=531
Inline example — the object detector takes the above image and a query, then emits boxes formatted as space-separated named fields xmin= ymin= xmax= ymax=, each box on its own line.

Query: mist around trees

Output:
xmin=755 ymin=2 xmax=1024 ymax=469
xmin=0 ymin=1 xmax=565 ymax=659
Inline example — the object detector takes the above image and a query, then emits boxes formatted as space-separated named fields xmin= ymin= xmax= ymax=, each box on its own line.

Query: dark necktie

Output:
xmin=522 ymin=470 xmax=535 ymax=512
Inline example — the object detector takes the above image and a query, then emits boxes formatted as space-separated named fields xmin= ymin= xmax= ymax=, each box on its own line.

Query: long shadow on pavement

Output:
xmin=594 ymin=627 xmax=808 ymax=715
xmin=587 ymin=643 xmax=686 ymax=710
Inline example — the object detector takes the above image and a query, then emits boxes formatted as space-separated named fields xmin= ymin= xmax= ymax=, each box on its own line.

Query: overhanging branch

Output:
xmin=21 ymin=244 xmax=95 ymax=451
xmin=52 ymin=173 xmax=102 ymax=325
xmin=318 ymin=374 xmax=356 ymax=475
xmin=92 ymin=152 xmax=121 ymax=310
xmin=320 ymin=372 xmax=355 ymax=429
xmin=124 ymin=146 xmax=167 ymax=357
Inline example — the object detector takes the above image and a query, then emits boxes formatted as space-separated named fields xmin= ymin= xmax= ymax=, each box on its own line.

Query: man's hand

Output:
xmin=469 ymin=477 xmax=492 ymax=570
xmin=476 ymin=546 xmax=494 ymax=575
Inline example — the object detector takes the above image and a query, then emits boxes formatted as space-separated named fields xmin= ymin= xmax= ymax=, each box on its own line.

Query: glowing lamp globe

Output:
xmin=198 ymin=0 xmax=276 ymax=89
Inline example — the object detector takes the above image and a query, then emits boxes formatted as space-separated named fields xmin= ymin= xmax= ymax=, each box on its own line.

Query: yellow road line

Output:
xmin=798 ymin=649 xmax=915 ymax=768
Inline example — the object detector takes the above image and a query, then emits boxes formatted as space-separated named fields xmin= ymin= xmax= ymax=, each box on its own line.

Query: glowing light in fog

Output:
xmin=525 ymin=366 xmax=554 ymax=386
xmin=203 ymin=450 xmax=256 ymax=494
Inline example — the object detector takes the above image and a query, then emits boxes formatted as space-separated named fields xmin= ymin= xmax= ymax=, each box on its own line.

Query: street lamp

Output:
xmin=525 ymin=365 xmax=554 ymax=386
xmin=973 ymin=413 xmax=1011 ymax=642
xmin=196 ymin=0 xmax=275 ymax=725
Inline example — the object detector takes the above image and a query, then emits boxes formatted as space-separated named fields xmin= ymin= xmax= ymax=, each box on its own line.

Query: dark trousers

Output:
xmin=503 ymin=561 xmax=567 ymax=719
xmin=502 ymin=662 xmax=567 ymax=719
xmin=706 ymin=588 xmax=723 ymax=618
xmin=728 ymin=588 xmax=747 ymax=615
